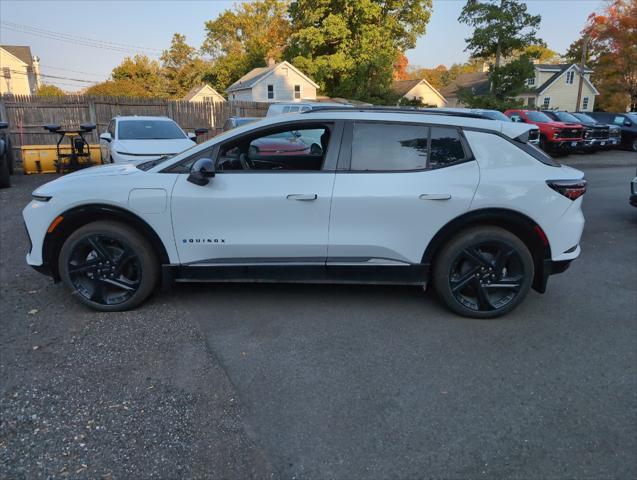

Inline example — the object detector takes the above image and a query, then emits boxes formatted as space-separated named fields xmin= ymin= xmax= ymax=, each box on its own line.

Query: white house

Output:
xmin=0 ymin=45 xmax=41 ymax=96
xmin=441 ymin=63 xmax=599 ymax=112
xmin=392 ymin=78 xmax=447 ymax=107
xmin=226 ymin=60 xmax=319 ymax=103
xmin=182 ymin=84 xmax=225 ymax=103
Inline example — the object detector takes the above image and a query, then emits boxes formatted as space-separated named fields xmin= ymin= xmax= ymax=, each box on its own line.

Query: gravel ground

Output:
xmin=0 ymin=177 xmax=271 ymax=479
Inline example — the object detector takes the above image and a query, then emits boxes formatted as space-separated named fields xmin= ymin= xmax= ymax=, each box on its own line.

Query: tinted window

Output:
xmin=118 ymin=120 xmax=185 ymax=140
xmin=429 ymin=127 xmax=468 ymax=169
xmin=351 ymin=123 xmax=428 ymax=171
xmin=574 ymin=113 xmax=597 ymax=123
xmin=480 ymin=110 xmax=511 ymax=121
xmin=217 ymin=126 xmax=328 ymax=172
xmin=526 ymin=111 xmax=553 ymax=122
xmin=553 ymin=111 xmax=581 ymax=123
xmin=613 ymin=116 xmax=625 ymax=126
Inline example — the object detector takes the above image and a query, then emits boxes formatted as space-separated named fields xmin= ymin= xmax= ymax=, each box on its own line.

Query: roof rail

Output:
xmin=302 ymin=105 xmax=489 ymax=119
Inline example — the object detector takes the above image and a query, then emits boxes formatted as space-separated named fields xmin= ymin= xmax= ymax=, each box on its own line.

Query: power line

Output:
xmin=2 ymin=20 xmax=163 ymax=52
xmin=1 ymin=21 xmax=163 ymax=55
xmin=39 ymin=64 xmax=110 ymax=79
xmin=5 ymin=68 xmax=97 ymax=84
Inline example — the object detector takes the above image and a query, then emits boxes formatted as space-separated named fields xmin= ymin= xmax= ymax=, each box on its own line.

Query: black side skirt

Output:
xmin=163 ymin=264 xmax=429 ymax=286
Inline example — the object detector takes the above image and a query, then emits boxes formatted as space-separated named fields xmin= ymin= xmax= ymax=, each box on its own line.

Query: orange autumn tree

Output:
xmin=582 ymin=0 xmax=637 ymax=111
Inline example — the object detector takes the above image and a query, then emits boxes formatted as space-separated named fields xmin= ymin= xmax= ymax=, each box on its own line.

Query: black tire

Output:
xmin=5 ymin=137 xmax=14 ymax=175
xmin=0 ymin=152 xmax=10 ymax=188
xmin=433 ymin=226 xmax=534 ymax=319
xmin=58 ymin=221 xmax=159 ymax=311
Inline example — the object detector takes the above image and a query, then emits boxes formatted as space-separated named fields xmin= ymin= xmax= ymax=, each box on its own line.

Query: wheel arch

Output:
xmin=43 ymin=203 xmax=170 ymax=280
xmin=421 ymin=208 xmax=552 ymax=293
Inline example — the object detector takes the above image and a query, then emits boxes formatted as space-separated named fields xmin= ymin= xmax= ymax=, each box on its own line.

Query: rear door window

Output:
xmin=350 ymin=123 xmax=428 ymax=171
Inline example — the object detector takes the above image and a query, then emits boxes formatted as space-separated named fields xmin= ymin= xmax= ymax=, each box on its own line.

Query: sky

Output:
xmin=0 ymin=0 xmax=606 ymax=92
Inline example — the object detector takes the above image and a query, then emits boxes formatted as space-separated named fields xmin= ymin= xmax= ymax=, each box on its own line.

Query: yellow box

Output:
xmin=21 ymin=144 xmax=103 ymax=174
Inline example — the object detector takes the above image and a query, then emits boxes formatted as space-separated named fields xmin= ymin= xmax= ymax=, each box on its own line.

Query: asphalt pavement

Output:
xmin=1 ymin=151 xmax=636 ymax=479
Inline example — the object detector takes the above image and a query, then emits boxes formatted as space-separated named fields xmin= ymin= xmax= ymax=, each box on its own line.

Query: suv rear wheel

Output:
xmin=433 ymin=226 xmax=534 ymax=319
xmin=58 ymin=221 xmax=159 ymax=311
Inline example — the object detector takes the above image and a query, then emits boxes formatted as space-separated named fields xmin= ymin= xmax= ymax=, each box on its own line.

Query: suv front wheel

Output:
xmin=58 ymin=221 xmax=159 ymax=311
xmin=433 ymin=226 xmax=534 ymax=319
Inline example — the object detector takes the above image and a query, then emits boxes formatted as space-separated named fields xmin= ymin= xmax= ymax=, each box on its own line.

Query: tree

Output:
xmin=578 ymin=0 xmax=637 ymax=111
xmin=111 ymin=55 xmax=165 ymax=97
xmin=393 ymin=54 xmax=410 ymax=81
xmin=84 ymin=79 xmax=154 ymax=97
xmin=287 ymin=0 xmax=433 ymax=103
xmin=202 ymin=0 xmax=292 ymax=92
xmin=35 ymin=84 xmax=65 ymax=97
xmin=161 ymin=33 xmax=211 ymax=98
xmin=459 ymin=0 xmax=543 ymax=68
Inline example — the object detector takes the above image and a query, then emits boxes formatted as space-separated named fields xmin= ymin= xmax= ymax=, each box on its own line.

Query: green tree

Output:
xmin=161 ymin=33 xmax=211 ymax=98
xmin=459 ymin=0 xmax=543 ymax=68
xmin=202 ymin=0 xmax=292 ymax=92
xmin=84 ymin=79 xmax=154 ymax=98
xmin=287 ymin=0 xmax=433 ymax=103
xmin=111 ymin=54 xmax=165 ymax=97
xmin=35 ymin=84 xmax=65 ymax=97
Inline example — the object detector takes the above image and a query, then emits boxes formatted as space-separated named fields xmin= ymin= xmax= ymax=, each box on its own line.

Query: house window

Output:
xmin=294 ymin=85 xmax=301 ymax=99
xmin=582 ymin=97 xmax=589 ymax=110
xmin=542 ymin=97 xmax=551 ymax=109
xmin=526 ymin=77 xmax=535 ymax=86
xmin=267 ymin=84 xmax=274 ymax=99
xmin=2 ymin=67 xmax=10 ymax=79
xmin=566 ymin=71 xmax=575 ymax=84
xmin=527 ymin=97 xmax=536 ymax=108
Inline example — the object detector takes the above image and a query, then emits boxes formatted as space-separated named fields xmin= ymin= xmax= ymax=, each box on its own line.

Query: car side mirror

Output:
xmin=100 ymin=132 xmax=112 ymax=142
xmin=187 ymin=132 xmax=197 ymax=140
xmin=187 ymin=157 xmax=215 ymax=186
xmin=625 ymin=120 xmax=633 ymax=127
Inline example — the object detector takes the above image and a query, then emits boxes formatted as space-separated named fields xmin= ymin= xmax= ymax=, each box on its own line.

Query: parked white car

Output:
xmin=24 ymin=108 xmax=586 ymax=318
xmin=99 ymin=116 xmax=197 ymax=165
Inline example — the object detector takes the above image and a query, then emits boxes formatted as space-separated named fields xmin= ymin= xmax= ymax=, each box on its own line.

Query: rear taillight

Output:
xmin=547 ymin=180 xmax=587 ymax=200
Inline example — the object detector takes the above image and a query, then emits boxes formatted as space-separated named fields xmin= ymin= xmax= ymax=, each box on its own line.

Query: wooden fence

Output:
xmin=0 ymin=95 xmax=271 ymax=167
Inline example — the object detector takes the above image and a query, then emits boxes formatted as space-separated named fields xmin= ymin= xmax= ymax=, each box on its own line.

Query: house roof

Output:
xmin=0 ymin=45 xmax=34 ymax=67
xmin=392 ymin=78 xmax=447 ymax=103
xmin=534 ymin=64 xmax=598 ymax=95
xmin=182 ymin=84 xmax=224 ymax=101
xmin=391 ymin=79 xmax=423 ymax=97
xmin=439 ymin=72 xmax=490 ymax=97
xmin=226 ymin=61 xmax=319 ymax=93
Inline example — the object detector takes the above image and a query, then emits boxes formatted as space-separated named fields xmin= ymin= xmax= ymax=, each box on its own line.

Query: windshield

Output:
xmin=526 ymin=111 xmax=553 ymax=123
xmin=236 ymin=118 xmax=258 ymax=127
xmin=118 ymin=120 xmax=186 ymax=140
xmin=574 ymin=113 xmax=596 ymax=123
xmin=479 ymin=110 xmax=511 ymax=121
xmin=553 ymin=111 xmax=581 ymax=123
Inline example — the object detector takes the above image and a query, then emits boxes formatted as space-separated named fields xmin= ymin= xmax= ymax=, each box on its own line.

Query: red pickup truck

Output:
xmin=504 ymin=109 xmax=584 ymax=153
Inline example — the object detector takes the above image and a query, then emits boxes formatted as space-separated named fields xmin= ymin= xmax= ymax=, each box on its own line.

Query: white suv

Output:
xmin=99 ymin=116 xmax=197 ymax=165
xmin=23 ymin=108 xmax=586 ymax=318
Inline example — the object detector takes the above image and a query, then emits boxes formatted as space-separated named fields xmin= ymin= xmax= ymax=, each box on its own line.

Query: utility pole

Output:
xmin=576 ymin=35 xmax=589 ymax=112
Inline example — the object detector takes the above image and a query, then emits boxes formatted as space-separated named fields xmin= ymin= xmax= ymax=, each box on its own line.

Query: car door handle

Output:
xmin=419 ymin=193 xmax=451 ymax=200
xmin=287 ymin=194 xmax=318 ymax=201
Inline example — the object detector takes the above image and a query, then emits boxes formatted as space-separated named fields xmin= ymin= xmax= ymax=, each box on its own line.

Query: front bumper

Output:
xmin=583 ymin=138 xmax=610 ymax=148
xmin=550 ymin=140 xmax=584 ymax=151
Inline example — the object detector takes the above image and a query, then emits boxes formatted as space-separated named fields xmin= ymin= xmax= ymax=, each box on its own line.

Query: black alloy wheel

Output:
xmin=448 ymin=242 xmax=524 ymax=312
xmin=67 ymin=234 xmax=141 ymax=306
xmin=433 ymin=226 xmax=534 ymax=319
xmin=59 ymin=221 xmax=158 ymax=311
